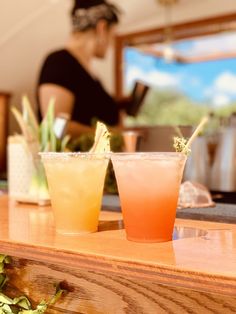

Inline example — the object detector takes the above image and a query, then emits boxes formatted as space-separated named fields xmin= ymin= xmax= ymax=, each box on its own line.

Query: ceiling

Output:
xmin=112 ymin=0 xmax=236 ymax=33
xmin=0 ymin=0 xmax=236 ymax=40
xmin=112 ymin=0 xmax=191 ymax=29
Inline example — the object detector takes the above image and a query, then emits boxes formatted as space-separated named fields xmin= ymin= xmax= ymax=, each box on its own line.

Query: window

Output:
xmin=115 ymin=13 xmax=236 ymax=125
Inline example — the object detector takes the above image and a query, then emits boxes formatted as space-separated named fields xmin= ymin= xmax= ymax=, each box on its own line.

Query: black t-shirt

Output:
xmin=38 ymin=49 xmax=119 ymax=126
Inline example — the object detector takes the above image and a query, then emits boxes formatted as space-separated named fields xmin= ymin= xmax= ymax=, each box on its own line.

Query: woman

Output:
xmin=37 ymin=0 xmax=123 ymax=137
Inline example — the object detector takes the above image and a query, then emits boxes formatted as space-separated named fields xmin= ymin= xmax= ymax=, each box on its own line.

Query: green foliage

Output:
xmin=69 ymin=132 xmax=123 ymax=153
xmin=0 ymin=255 xmax=64 ymax=314
xmin=68 ymin=133 xmax=94 ymax=152
xmin=110 ymin=133 xmax=124 ymax=152
xmin=214 ymin=102 xmax=236 ymax=117
xmin=40 ymin=98 xmax=57 ymax=152
xmin=124 ymin=88 xmax=231 ymax=127
xmin=12 ymin=96 xmax=70 ymax=154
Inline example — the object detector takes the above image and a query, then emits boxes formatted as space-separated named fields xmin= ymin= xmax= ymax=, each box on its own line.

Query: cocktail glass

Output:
xmin=40 ymin=152 xmax=109 ymax=235
xmin=111 ymin=153 xmax=186 ymax=242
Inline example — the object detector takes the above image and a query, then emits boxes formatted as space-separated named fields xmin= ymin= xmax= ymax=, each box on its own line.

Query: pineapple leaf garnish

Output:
xmin=90 ymin=122 xmax=111 ymax=153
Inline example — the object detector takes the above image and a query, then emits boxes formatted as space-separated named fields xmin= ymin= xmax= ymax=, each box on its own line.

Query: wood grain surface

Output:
xmin=3 ymin=257 xmax=236 ymax=314
xmin=0 ymin=195 xmax=236 ymax=299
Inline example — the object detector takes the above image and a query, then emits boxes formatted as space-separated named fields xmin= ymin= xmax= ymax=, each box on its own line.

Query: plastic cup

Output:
xmin=40 ymin=152 xmax=109 ymax=235
xmin=111 ymin=153 xmax=186 ymax=242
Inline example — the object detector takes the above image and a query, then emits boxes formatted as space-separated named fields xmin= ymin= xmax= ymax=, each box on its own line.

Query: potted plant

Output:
xmin=8 ymin=96 xmax=70 ymax=205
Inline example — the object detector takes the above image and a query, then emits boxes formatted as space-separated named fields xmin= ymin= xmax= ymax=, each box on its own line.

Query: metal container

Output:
xmin=184 ymin=136 xmax=210 ymax=187
xmin=210 ymin=127 xmax=236 ymax=192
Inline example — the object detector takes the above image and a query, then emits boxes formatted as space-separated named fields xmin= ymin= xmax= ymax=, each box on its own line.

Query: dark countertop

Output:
xmin=177 ymin=203 xmax=236 ymax=224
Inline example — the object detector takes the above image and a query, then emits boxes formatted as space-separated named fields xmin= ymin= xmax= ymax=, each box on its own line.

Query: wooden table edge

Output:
xmin=1 ymin=239 xmax=236 ymax=297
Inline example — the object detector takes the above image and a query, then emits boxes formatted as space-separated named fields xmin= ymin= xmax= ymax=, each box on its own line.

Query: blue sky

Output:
xmin=124 ymin=33 xmax=236 ymax=107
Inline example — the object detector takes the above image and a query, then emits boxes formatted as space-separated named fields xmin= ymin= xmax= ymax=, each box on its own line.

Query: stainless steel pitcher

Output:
xmin=210 ymin=127 xmax=236 ymax=192
xmin=184 ymin=136 xmax=210 ymax=187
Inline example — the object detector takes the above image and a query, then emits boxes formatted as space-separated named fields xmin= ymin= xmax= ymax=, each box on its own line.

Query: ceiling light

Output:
xmin=157 ymin=0 xmax=180 ymax=63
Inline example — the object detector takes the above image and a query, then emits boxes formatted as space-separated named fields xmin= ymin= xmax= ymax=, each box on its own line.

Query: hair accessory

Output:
xmin=72 ymin=3 xmax=119 ymax=31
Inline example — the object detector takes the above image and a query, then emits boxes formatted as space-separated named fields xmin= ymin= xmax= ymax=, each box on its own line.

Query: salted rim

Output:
xmin=109 ymin=152 xmax=187 ymax=161
xmin=39 ymin=151 xmax=186 ymax=161
xmin=39 ymin=152 xmax=110 ymax=160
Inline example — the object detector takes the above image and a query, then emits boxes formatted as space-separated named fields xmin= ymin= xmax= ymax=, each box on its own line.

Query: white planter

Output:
xmin=7 ymin=136 xmax=50 ymax=206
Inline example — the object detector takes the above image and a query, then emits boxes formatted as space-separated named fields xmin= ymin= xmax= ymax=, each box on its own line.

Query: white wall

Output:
xmin=0 ymin=0 xmax=235 ymax=132
xmin=0 ymin=0 xmax=71 ymax=132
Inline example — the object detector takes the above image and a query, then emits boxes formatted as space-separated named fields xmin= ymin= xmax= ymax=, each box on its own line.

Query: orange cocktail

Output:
xmin=41 ymin=152 xmax=109 ymax=235
xmin=111 ymin=153 xmax=186 ymax=242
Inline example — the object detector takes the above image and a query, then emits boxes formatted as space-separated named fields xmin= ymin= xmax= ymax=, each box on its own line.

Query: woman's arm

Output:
xmin=39 ymin=83 xmax=125 ymax=137
xmin=39 ymin=83 xmax=74 ymax=117
xmin=39 ymin=83 xmax=93 ymax=137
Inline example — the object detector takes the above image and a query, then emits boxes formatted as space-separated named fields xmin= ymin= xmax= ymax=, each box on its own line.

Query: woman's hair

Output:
xmin=71 ymin=0 xmax=120 ymax=32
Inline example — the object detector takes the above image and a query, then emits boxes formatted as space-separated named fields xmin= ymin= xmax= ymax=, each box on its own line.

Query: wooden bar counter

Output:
xmin=0 ymin=194 xmax=236 ymax=313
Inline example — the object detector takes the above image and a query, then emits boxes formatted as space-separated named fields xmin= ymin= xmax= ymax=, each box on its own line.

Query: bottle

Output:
xmin=53 ymin=113 xmax=70 ymax=139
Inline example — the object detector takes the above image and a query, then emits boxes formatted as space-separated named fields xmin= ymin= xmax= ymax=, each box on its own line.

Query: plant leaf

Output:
xmin=13 ymin=296 xmax=31 ymax=310
xmin=40 ymin=97 xmax=56 ymax=152
xmin=0 ymin=274 xmax=8 ymax=290
xmin=40 ymin=118 xmax=49 ymax=152
xmin=60 ymin=135 xmax=70 ymax=152
xmin=0 ymin=256 xmax=8 ymax=264
xmin=22 ymin=95 xmax=39 ymax=137
xmin=90 ymin=122 xmax=110 ymax=153
xmin=0 ymin=253 xmax=64 ymax=314
xmin=47 ymin=98 xmax=57 ymax=152
xmin=48 ymin=287 xmax=63 ymax=306
xmin=11 ymin=107 xmax=32 ymax=141
xmin=11 ymin=107 xmax=40 ymax=159
xmin=0 ymin=303 xmax=13 ymax=313
xmin=0 ymin=293 xmax=13 ymax=305
xmin=19 ymin=301 xmax=47 ymax=313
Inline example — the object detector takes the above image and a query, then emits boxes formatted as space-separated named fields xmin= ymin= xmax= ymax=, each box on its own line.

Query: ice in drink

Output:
xmin=111 ymin=153 xmax=186 ymax=242
xmin=41 ymin=153 xmax=109 ymax=235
